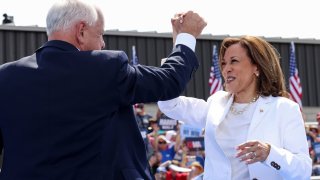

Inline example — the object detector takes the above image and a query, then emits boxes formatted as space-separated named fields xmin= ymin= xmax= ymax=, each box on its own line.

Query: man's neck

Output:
xmin=48 ymin=31 xmax=80 ymax=50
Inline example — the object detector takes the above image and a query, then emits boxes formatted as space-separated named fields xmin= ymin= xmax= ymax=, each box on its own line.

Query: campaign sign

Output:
xmin=180 ymin=124 xmax=202 ymax=139
xmin=158 ymin=114 xmax=178 ymax=131
xmin=185 ymin=137 xmax=205 ymax=151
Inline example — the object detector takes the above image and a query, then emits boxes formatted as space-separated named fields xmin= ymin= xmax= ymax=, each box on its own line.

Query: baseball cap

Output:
xmin=158 ymin=135 xmax=170 ymax=144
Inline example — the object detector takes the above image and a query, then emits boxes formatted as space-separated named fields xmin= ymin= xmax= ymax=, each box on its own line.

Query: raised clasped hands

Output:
xmin=171 ymin=11 xmax=207 ymax=42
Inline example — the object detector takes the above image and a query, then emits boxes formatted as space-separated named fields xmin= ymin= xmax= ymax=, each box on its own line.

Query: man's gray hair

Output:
xmin=46 ymin=0 xmax=98 ymax=36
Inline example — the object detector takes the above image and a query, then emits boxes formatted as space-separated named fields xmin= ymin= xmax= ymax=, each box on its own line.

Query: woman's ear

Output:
xmin=254 ymin=66 xmax=259 ymax=77
xmin=254 ymin=71 xmax=259 ymax=77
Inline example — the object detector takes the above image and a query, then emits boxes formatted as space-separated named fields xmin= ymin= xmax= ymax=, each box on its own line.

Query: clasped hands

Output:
xmin=171 ymin=11 xmax=207 ymax=42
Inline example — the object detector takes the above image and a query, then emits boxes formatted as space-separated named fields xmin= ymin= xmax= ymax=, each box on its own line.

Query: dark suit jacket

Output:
xmin=0 ymin=40 xmax=198 ymax=180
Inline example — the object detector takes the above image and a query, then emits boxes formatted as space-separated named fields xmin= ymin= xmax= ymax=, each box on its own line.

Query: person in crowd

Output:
xmin=157 ymin=159 xmax=191 ymax=180
xmin=0 ymin=0 xmax=207 ymax=179
xmin=178 ymin=128 xmax=206 ymax=169
xmin=165 ymin=163 xmax=190 ymax=180
xmin=310 ymin=112 xmax=320 ymax=175
xmin=134 ymin=103 xmax=153 ymax=153
xmin=2 ymin=13 xmax=14 ymax=25
xmin=148 ymin=117 xmax=160 ymax=134
xmin=156 ymin=135 xmax=177 ymax=163
xmin=188 ymin=161 xmax=204 ymax=180
xmin=317 ymin=112 xmax=320 ymax=124
xmin=158 ymin=35 xmax=312 ymax=179
xmin=134 ymin=103 xmax=153 ymax=131
xmin=149 ymin=151 xmax=162 ymax=175
xmin=155 ymin=165 xmax=168 ymax=180
xmin=306 ymin=113 xmax=320 ymax=161
xmin=165 ymin=130 xmax=178 ymax=149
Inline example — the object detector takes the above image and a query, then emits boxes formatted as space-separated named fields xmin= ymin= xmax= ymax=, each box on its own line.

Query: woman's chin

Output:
xmin=225 ymin=86 xmax=235 ymax=93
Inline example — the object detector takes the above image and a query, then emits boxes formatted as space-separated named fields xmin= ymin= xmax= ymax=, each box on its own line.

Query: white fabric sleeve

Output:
xmin=157 ymin=96 xmax=208 ymax=128
xmin=174 ymin=33 xmax=196 ymax=52
xmin=261 ymin=102 xmax=312 ymax=179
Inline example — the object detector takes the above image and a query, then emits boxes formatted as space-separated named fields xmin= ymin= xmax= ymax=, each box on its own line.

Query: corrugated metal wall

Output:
xmin=1 ymin=26 xmax=319 ymax=107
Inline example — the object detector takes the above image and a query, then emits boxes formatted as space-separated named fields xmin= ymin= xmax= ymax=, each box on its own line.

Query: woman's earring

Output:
xmin=255 ymin=73 xmax=259 ymax=77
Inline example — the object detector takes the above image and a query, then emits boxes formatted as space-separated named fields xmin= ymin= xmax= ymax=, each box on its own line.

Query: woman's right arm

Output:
xmin=157 ymin=96 xmax=208 ymax=128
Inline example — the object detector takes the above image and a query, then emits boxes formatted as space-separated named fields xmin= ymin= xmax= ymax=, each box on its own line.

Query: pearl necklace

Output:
xmin=229 ymin=95 xmax=260 ymax=115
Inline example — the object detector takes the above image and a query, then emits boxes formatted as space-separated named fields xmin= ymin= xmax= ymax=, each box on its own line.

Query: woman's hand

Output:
xmin=235 ymin=140 xmax=271 ymax=164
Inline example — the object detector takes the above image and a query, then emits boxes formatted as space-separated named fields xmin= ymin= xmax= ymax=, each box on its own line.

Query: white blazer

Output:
xmin=158 ymin=91 xmax=312 ymax=180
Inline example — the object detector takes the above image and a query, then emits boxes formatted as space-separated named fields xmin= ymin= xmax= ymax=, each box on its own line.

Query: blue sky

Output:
xmin=1 ymin=0 xmax=320 ymax=39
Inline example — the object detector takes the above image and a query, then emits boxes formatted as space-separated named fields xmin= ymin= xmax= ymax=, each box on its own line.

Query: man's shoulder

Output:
xmin=90 ymin=50 xmax=127 ymax=59
xmin=0 ymin=54 xmax=36 ymax=70
xmin=81 ymin=50 xmax=128 ymax=66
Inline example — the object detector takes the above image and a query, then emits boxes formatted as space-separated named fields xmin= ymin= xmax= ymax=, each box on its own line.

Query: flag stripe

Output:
xmin=210 ymin=80 xmax=222 ymax=95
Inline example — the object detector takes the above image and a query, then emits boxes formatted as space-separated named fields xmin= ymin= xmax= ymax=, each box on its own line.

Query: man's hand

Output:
xmin=171 ymin=11 xmax=207 ymax=40
xmin=171 ymin=12 xmax=184 ymax=44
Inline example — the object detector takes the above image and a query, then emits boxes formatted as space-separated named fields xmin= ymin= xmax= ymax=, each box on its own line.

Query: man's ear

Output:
xmin=76 ymin=21 xmax=87 ymax=45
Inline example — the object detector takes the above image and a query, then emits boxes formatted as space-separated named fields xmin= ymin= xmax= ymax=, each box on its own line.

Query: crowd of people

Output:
xmin=134 ymin=104 xmax=205 ymax=180
xmin=136 ymin=103 xmax=320 ymax=180
xmin=306 ymin=112 xmax=320 ymax=175
xmin=138 ymin=103 xmax=320 ymax=180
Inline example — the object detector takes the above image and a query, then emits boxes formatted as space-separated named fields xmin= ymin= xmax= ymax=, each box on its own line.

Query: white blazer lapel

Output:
xmin=209 ymin=93 xmax=234 ymax=127
xmin=220 ymin=94 xmax=234 ymax=125
xmin=248 ymin=96 xmax=273 ymax=134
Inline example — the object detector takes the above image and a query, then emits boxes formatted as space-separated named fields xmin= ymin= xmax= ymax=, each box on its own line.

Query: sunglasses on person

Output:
xmin=158 ymin=141 xmax=167 ymax=144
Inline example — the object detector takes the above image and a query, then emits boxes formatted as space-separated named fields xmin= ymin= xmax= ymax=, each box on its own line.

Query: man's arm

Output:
xmin=116 ymin=11 xmax=207 ymax=105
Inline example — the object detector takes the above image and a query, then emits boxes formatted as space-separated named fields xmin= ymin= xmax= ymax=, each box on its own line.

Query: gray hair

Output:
xmin=46 ymin=0 xmax=98 ymax=36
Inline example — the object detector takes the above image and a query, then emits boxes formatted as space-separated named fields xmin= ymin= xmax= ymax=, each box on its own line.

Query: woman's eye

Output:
xmin=231 ymin=59 xmax=238 ymax=63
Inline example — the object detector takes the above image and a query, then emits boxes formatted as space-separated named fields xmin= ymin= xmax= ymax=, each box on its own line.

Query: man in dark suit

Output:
xmin=0 ymin=0 xmax=206 ymax=179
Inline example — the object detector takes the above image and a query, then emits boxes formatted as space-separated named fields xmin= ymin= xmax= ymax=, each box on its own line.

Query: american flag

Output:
xmin=131 ymin=45 xmax=139 ymax=65
xmin=289 ymin=41 xmax=302 ymax=108
xmin=208 ymin=45 xmax=223 ymax=95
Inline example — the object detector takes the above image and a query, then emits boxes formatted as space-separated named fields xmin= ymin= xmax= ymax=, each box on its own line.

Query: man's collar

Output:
xmin=36 ymin=40 xmax=79 ymax=52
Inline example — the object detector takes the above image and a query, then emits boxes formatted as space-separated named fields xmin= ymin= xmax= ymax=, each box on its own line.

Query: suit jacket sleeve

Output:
xmin=116 ymin=44 xmax=199 ymax=105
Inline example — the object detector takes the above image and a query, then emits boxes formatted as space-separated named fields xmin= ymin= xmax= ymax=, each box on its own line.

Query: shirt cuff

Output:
xmin=174 ymin=33 xmax=196 ymax=52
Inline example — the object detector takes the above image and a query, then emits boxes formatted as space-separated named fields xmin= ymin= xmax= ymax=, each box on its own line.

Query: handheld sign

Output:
xmin=158 ymin=114 xmax=178 ymax=131
xmin=180 ymin=124 xmax=202 ymax=139
xmin=185 ymin=137 xmax=205 ymax=151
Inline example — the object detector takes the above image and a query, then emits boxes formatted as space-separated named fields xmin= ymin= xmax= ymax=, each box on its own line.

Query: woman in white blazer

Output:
xmin=158 ymin=36 xmax=311 ymax=180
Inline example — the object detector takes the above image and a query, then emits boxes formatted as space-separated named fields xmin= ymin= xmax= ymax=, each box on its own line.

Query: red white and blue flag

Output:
xmin=209 ymin=45 xmax=223 ymax=95
xmin=289 ymin=41 xmax=303 ymax=108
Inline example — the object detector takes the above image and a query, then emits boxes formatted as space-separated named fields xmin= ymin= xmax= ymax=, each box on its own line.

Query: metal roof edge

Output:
xmin=1 ymin=26 xmax=320 ymax=44
xmin=0 ymin=25 xmax=46 ymax=32
xmin=198 ymin=35 xmax=320 ymax=44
